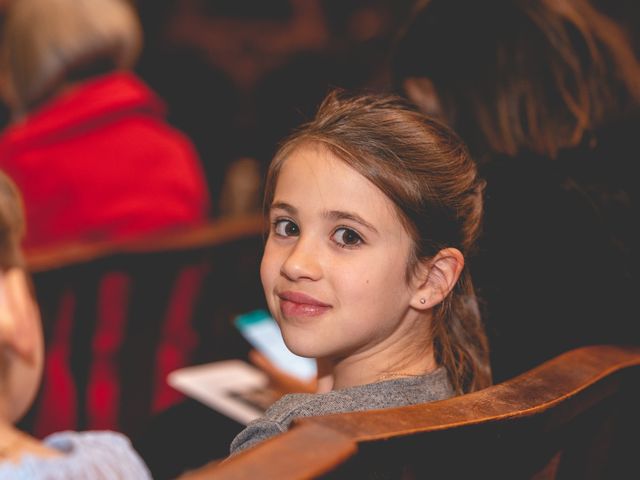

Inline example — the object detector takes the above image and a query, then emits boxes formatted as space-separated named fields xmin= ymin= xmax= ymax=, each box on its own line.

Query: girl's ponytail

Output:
xmin=433 ymin=271 xmax=491 ymax=393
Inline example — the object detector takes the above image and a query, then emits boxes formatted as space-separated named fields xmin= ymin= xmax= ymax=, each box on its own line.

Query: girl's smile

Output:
xmin=277 ymin=291 xmax=332 ymax=318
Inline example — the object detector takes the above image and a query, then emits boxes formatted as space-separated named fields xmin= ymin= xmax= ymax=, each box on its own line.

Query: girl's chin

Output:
xmin=281 ymin=334 xmax=323 ymax=359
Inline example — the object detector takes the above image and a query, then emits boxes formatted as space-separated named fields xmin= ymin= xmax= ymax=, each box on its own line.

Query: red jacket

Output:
xmin=0 ymin=72 xmax=210 ymax=249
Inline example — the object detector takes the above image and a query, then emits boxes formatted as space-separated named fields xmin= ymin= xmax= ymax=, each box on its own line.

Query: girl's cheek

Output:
xmin=260 ymin=245 xmax=280 ymax=286
xmin=260 ymin=252 xmax=273 ymax=288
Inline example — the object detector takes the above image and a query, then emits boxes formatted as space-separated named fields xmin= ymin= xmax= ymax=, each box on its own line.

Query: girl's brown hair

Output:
xmin=264 ymin=90 xmax=491 ymax=393
xmin=393 ymin=0 xmax=640 ymax=159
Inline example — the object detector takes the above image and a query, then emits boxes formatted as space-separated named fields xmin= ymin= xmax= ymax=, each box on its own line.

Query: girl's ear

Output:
xmin=410 ymin=248 xmax=464 ymax=310
xmin=0 ymin=268 xmax=41 ymax=363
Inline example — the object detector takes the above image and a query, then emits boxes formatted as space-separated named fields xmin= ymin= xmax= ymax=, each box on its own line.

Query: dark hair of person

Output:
xmin=393 ymin=0 xmax=640 ymax=159
xmin=263 ymin=90 xmax=491 ymax=393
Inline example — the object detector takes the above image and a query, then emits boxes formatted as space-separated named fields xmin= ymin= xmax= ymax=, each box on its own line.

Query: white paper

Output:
xmin=167 ymin=360 xmax=269 ymax=425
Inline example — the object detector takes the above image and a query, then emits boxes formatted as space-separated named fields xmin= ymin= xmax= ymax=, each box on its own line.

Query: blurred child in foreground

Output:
xmin=0 ymin=171 xmax=151 ymax=478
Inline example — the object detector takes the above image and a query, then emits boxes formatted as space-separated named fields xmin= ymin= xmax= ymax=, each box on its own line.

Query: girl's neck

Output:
xmin=328 ymin=341 xmax=437 ymax=390
xmin=330 ymin=357 xmax=437 ymax=390
xmin=326 ymin=309 xmax=437 ymax=390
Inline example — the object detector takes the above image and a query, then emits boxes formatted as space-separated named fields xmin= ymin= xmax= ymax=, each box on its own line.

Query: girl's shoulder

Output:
xmin=271 ymin=367 xmax=453 ymax=423
xmin=230 ymin=368 xmax=454 ymax=455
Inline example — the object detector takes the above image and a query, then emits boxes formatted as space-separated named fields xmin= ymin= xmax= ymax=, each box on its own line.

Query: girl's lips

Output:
xmin=278 ymin=291 xmax=331 ymax=318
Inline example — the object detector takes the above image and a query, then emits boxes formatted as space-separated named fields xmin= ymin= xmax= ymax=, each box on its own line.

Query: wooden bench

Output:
xmin=186 ymin=344 xmax=640 ymax=479
xmin=20 ymin=215 xmax=266 ymax=439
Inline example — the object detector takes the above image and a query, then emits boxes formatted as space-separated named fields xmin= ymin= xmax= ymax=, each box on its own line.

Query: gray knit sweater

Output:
xmin=230 ymin=366 xmax=454 ymax=454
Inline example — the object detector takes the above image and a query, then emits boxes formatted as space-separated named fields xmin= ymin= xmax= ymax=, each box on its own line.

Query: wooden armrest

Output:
xmin=191 ymin=344 xmax=640 ymax=479
xmin=301 ymin=344 xmax=640 ymax=440
xmin=185 ymin=423 xmax=357 ymax=479
xmin=25 ymin=214 xmax=267 ymax=441
xmin=25 ymin=214 xmax=264 ymax=272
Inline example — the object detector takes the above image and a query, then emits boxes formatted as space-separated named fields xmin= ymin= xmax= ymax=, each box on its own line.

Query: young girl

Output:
xmin=0 ymin=171 xmax=151 ymax=478
xmin=230 ymin=90 xmax=491 ymax=454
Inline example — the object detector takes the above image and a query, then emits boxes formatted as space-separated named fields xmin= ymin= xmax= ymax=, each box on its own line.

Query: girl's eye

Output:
xmin=273 ymin=219 xmax=299 ymax=237
xmin=332 ymin=227 xmax=363 ymax=247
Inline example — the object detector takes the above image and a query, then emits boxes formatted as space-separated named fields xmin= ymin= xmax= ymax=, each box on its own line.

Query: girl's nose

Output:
xmin=280 ymin=236 xmax=322 ymax=281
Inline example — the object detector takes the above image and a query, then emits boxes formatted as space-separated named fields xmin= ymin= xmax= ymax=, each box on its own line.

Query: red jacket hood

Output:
xmin=0 ymin=72 xmax=166 ymax=151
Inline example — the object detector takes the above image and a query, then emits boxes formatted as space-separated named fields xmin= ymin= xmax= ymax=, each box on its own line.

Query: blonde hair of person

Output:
xmin=1 ymin=0 xmax=142 ymax=117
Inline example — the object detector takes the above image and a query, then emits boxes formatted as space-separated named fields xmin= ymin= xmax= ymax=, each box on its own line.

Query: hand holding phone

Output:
xmin=248 ymin=349 xmax=317 ymax=394
xmin=234 ymin=310 xmax=317 ymax=382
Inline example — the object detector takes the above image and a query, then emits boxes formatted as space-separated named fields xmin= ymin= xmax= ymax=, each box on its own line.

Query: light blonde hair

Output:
xmin=1 ymin=0 xmax=142 ymax=116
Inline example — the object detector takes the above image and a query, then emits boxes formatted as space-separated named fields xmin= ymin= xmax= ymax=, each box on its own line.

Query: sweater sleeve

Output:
xmin=229 ymin=392 xmax=320 ymax=455
xmin=229 ymin=418 xmax=287 ymax=455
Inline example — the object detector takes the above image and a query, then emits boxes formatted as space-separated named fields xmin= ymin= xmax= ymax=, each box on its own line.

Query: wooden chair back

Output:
xmin=20 ymin=215 xmax=266 ymax=439
xmin=194 ymin=344 xmax=640 ymax=479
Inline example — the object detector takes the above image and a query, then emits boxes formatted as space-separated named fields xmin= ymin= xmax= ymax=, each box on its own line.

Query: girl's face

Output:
xmin=261 ymin=144 xmax=426 ymax=367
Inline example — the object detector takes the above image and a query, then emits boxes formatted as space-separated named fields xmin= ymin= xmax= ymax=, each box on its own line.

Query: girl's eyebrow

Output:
xmin=270 ymin=202 xmax=378 ymax=234
xmin=270 ymin=202 xmax=297 ymax=215
xmin=324 ymin=210 xmax=379 ymax=235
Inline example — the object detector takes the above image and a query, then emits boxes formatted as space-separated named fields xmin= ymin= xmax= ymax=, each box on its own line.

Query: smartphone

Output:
xmin=234 ymin=309 xmax=317 ymax=381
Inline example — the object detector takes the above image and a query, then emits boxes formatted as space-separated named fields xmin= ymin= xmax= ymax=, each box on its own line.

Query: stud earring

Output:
xmin=419 ymin=298 xmax=426 ymax=304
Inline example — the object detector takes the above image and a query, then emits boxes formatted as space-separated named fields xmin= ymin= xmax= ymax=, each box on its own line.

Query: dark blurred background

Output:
xmin=132 ymin=0 xmax=415 ymax=214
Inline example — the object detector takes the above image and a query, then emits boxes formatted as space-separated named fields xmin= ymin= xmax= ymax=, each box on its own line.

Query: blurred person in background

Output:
xmin=135 ymin=0 xmax=414 ymax=215
xmin=0 ymin=171 xmax=152 ymax=478
xmin=393 ymin=0 xmax=640 ymax=382
xmin=593 ymin=0 xmax=640 ymax=55
xmin=0 ymin=0 xmax=209 ymax=250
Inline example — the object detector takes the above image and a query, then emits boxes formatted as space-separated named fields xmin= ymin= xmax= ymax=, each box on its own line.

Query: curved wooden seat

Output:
xmin=25 ymin=214 xmax=265 ymax=272
xmin=21 ymin=215 xmax=266 ymax=439
xmin=189 ymin=344 xmax=640 ymax=479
